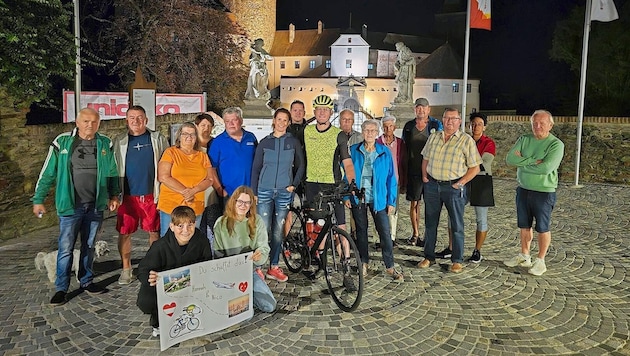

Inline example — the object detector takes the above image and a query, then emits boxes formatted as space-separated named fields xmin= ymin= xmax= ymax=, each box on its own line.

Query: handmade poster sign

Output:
xmin=156 ymin=252 xmax=253 ymax=351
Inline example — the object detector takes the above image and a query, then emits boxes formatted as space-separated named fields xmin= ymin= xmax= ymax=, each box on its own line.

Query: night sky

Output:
xmin=276 ymin=0 xmax=615 ymax=115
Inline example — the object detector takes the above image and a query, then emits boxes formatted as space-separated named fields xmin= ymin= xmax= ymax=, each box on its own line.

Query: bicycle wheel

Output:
xmin=188 ymin=317 xmax=200 ymax=331
xmin=169 ymin=323 xmax=183 ymax=338
xmin=282 ymin=207 xmax=306 ymax=273
xmin=323 ymin=226 xmax=363 ymax=312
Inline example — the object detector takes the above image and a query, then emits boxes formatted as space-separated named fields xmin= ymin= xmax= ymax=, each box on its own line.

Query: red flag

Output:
xmin=470 ymin=0 xmax=491 ymax=30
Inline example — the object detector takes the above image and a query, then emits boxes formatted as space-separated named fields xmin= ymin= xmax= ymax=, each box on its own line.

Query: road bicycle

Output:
xmin=169 ymin=312 xmax=200 ymax=338
xmin=283 ymin=181 xmax=364 ymax=312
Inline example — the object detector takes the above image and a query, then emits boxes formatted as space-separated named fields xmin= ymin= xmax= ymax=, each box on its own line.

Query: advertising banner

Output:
xmin=155 ymin=253 xmax=253 ymax=351
xmin=62 ymin=91 xmax=206 ymax=123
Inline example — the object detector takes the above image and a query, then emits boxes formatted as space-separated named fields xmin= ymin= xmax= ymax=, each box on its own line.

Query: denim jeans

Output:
xmin=159 ymin=211 xmax=201 ymax=237
xmin=423 ymin=180 xmax=467 ymax=263
xmin=56 ymin=204 xmax=104 ymax=291
xmin=253 ymin=270 xmax=277 ymax=312
xmin=256 ymin=188 xmax=293 ymax=266
xmin=351 ymin=203 xmax=395 ymax=268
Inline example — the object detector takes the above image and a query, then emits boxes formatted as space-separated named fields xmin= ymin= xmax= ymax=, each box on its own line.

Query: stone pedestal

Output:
xmin=387 ymin=103 xmax=415 ymax=128
xmin=242 ymin=99 xmax=274 ymax=118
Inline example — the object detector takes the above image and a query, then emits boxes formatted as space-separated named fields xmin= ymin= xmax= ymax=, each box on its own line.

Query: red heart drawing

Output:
xmin=238 ymin=281 xmax=248 ymax=292
xmin=162 ymin=302 xmax=177 ymax=317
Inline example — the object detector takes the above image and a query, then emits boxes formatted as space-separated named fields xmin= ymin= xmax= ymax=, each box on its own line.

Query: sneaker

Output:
xmin=152 ymin=327 xmax=160 ymax=337
xmin=362 ymin=263 xmax=368 ymax=277
xmin=83 ymin=283 xmax=105 ymax=295
xmin=435 ymin=248 xmax=452 ymax=259
xmin=528 ymin=258 xmax=547 ymax=276
xmin=118 ymin=268 xmax=134 ymax=285
xmin=450 ymin=262 xmax=464 ymax=273
xmin=266 ymin=266 xmax=288 ymax=282
xmin=50 ymin=291 xmax=67 ymax=306
xmin=386 ymin=268 xmax=404 ymax=282
xmin=467 ymin=249 xmax=483 ymax=264
xmin=255 ymin=268 xmax=265 ymax=281
xmin=417 ymin=258 xmax=434 ymax=268
xmin=415 ymin=237 xmax=425 ymax=247
xmin=504 ymin=253 xmax=532 ymax=268
xmin=343 ymin=275 xmax=357 ymax=292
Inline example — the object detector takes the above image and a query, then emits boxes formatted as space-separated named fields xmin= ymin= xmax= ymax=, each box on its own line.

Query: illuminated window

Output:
xmin=309 ymin=60 xmax=316 ymax=69
xmin=325 ymin=59 xmax=331 ymax=68
xmin=452 ymin=83 xmax=460 ymax=93
xmin=346 ymin=59 xmax=352 ymax=68
xmin=294 ymin=61 xmax=300 ymax=69
xmin=432 ymin=83 xmax=440 ymax=92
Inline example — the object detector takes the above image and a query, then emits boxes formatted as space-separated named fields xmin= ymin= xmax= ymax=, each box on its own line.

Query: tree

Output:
xmin=0 ymin=0 xmax=75 ymax=107
xmin=550 ymin=2 xmax=630 ymax=116
xmin=107 ymin=0 xmax=248 ymax=110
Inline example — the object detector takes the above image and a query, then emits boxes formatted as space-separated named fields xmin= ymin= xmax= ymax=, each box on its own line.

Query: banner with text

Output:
xmin=62 ymin=91 xmax=206 ymax=123
xmin=155 ymin=253 xmax=253 ymax=351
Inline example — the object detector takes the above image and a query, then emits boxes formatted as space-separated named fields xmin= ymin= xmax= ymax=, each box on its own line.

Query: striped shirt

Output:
xmin=421 ymin=130 xmax=482 ymax=181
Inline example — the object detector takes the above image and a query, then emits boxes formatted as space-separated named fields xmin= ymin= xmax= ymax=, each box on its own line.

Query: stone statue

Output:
xmin=245 ymin=38 xmax=273 ymax=100
xmin=393 ymin=42 xmax=415 ymax=104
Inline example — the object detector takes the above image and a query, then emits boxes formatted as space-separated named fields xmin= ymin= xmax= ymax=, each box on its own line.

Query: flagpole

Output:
xmin=461 ymin=0 xmax=472 ymax=131
xmin=74 ymin=0 xmax=82 ymax=115
xmin=574 ymin=0 xmax=592 ymax=188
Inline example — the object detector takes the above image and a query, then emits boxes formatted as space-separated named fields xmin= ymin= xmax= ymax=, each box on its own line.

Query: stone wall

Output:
xmin=0 ymin=111 xmax=628 ymax=242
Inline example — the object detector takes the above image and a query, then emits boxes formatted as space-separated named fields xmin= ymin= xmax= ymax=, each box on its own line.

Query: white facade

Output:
xmin=280 ymin=77 xmax=480 ymax=118
xmin=267 ymin=55 xmax=328 ymax=89
xmin=330 ymin=34 xmax=370 ymax=77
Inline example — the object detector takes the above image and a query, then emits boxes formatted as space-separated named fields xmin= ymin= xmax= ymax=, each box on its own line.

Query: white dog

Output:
xmin=34 ymin=241 xmax=110 ymax=283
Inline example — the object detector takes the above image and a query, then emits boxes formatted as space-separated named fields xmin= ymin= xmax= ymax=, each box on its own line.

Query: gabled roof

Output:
xmin=270 ymin=29 xmax=340 ymax=56
xmin=416 ymin=42 xmax=463 ymax=79
xmin=331 ymin=34 xmax=370 ymax=47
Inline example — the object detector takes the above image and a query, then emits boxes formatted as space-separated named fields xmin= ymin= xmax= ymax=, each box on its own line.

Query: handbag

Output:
xmin=467 ymin=164 xmax=495 ymax=207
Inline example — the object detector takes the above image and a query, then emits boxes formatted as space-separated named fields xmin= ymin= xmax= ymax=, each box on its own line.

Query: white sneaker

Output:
xmin=504 ymin=253 xmax=532 ymax=268
xmin=528 ymin=258 xmax=547 ymax=276
xmin=152 ymin=327 xmax=160 ymax=337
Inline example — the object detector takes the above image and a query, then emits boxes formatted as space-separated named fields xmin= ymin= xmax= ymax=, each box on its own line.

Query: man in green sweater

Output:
xmin=504 ymin=110 xmax=564 ymax=276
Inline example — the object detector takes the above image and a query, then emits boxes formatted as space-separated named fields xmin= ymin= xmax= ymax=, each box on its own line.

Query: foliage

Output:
xmin=107 ymin=0 xmax=248 ymax=110
xmin=550 ymin=2 xmax=630 ymax=116
xmin=0 ymin=0 xmax=75 ymax=107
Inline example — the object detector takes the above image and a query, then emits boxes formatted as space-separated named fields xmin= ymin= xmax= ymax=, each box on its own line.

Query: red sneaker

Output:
xmin=266 ymin=266 xmax=289 ymax=282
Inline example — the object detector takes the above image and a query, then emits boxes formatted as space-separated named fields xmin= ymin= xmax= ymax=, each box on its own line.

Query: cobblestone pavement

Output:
xmin=1 ymin=178 xmax=629 ymax=355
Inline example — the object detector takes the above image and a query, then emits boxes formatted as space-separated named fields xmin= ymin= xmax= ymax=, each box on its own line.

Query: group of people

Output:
xmin=32 ymin=95 xmax=563 ymax=336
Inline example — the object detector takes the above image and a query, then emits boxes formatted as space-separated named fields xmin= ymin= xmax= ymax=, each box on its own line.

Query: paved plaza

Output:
xmin=0 ymin=178 xmax=629 ymax=355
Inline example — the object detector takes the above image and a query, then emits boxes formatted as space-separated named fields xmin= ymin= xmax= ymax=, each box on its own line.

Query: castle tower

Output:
xmin=223 ymin=0 xmax=276 ymax=48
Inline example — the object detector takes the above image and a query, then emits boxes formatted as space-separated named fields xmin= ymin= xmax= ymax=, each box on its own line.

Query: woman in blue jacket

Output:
xmin=251 ymin=108 xmax=305 ymax=282
xmin=346 ymin=119 xmax=404 ymax=282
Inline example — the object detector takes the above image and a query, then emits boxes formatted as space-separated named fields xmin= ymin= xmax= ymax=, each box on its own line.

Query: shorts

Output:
xmin=304 ymin=182 xmax=346 ymax=225
xmin=516 ymin=187 xmax=556 ymax=233
xmin=116 ymin=194 xmax=160 ymax=234
xmin=406 ymin=175 xmax=424 ymax=201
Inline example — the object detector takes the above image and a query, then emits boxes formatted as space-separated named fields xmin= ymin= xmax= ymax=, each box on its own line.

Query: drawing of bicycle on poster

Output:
xmin=156 ymin=252 xmax=253 ymax=351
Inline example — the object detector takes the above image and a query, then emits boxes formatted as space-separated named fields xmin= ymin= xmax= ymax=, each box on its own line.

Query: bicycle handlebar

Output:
xmin=314 ymin=180 xmax=364 ymax=209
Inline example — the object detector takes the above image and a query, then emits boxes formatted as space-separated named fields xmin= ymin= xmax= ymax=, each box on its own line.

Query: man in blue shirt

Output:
xmin=209 ymin=107 xmax=258 ymax=202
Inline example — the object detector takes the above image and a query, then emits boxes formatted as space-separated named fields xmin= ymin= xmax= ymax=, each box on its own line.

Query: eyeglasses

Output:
xmin=180 ymin=132 xmax=196 ymax=138
xmin=363 ymin=129 xmax=379 ymax=134
xmin=443 ymin=117 xmax=461 ymax=122
xmin=236 ymin=199 xmax=252 ymax=207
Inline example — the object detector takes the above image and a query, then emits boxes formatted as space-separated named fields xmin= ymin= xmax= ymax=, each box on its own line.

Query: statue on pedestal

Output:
xmin=393 ymin=42 xmax=415 ymax=104
xmin=245 ymin=38 xmax=273 ymax=101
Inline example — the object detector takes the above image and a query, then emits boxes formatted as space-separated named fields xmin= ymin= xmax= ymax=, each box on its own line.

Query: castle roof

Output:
xmin=416 ymin=42 xmax=463 ymax=79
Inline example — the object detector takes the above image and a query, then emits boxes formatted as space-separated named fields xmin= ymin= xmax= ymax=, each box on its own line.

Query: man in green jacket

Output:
xmin=504 ymin=110 xmax=565 ymax=276
xmin=33 ymin=108 xmax=121 ymax=306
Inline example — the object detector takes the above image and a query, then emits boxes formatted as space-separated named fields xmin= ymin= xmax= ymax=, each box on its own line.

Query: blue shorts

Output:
xmin=516 ymin=187 xmax=556 ymax=233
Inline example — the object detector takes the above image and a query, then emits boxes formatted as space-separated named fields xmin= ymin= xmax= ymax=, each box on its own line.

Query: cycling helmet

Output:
xmin=312 ymin=95 xmax=334 ymax=109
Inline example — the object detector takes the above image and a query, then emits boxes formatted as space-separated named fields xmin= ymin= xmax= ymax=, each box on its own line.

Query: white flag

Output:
xmin=591 ymin=0 xmax=619 ymax=22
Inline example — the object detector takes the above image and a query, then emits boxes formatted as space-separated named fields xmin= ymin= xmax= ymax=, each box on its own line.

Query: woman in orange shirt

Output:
xmin=157 ymin=122 xmax=214 ymax=237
